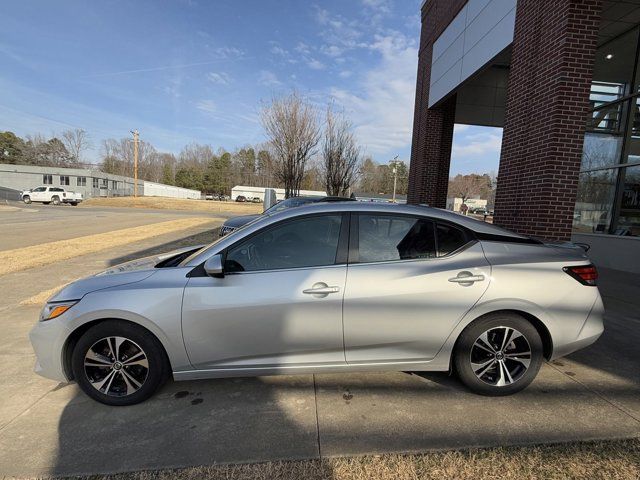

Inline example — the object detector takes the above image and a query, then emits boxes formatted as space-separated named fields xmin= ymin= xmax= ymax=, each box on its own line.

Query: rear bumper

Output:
xmin=551 ymin=294 xmax=605 ymax=360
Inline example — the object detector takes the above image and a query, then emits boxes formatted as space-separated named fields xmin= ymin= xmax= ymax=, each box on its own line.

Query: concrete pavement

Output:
xmin=0 ymin=208 xmax=639 ymax=477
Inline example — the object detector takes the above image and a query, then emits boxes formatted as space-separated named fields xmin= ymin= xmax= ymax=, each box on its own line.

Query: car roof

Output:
xmin=265 ymin=201 xmax=529 ymax=239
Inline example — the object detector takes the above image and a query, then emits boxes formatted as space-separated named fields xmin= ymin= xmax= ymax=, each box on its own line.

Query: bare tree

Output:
xmin=321 ymin=106 xmax=361 ymax=196
xmin=448 ymin=173 xmax=492 ymax=203
xmin=261 ymin=91 xmax=320 ymax=198
xmin=61 ymin=129 xmax=92 ymax=165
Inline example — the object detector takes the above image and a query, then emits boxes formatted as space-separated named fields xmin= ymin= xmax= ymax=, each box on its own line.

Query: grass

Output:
xmin=0 ymin=217 xmax=219 ymax=276
xmin=72 ymin=438 xmax=640 ymax=480
xmin=82 ymin=196 xmax=263 ymax=214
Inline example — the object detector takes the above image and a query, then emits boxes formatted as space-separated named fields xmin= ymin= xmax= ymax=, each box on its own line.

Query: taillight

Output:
xmin=563 ymin=264 xmax=598 ymax=286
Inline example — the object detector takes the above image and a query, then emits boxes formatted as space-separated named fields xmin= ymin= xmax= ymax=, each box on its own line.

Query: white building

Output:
xmin=231 ymin=185 xmax=327 ymax=201
xmin=0 ymin=164 xmax=200 ymax=200
xmin=446 ymin=197 xmax=488 ymax=213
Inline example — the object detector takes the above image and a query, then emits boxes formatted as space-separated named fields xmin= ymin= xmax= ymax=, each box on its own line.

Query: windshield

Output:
xmin=265 ymin=197 xmax=319 ymax=214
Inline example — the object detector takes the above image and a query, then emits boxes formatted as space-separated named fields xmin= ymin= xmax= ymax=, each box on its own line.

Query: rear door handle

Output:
xmin=303 ymin=286 xmax=340 ymax=294
xmin=448 ymin=272 xmax=485 ymax=285
xmin=303 ymin=282 xmax=341 ymax=297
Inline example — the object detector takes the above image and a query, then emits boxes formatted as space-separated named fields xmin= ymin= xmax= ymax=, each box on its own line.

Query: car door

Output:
xmin=30 ymin=187 xmax=47 ymax=201
xmin=343 ymin=213 xmax=491 ymax=364
xmin=182 ymin=213 xmax=349 ymax=370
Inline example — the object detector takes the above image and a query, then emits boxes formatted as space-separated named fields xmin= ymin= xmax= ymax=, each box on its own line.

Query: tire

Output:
xmin=43 ymin=202 xmax=50 ymax=205
xmin=70 ymin=202 xmax=78 ymax=206
xmin=22 ymin=196 xmax=31 ymax=204
xmin=453 ymin=312 xmax=543 ymax=396
xmin=51 ymin=196 xmax=60 ymax=205
xmin=71 ymin=320 xmax=169 ymax=406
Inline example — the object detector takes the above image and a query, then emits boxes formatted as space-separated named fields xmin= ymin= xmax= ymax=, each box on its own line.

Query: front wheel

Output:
xmin=22 ymin=196 xmax=31 ymax=204
xmin=71 ymin=320 xmax=169 ymax=406
xmin=454 ymin=313 xmax=543 ymax=396
xmin=51 ymin=196 xmax=60 ymax=205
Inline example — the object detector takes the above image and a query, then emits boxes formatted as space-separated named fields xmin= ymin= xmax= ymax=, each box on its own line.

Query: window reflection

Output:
xmin=617 ymin=165 xmax=640 ymax=236
xmin=573 ymin=169 xmax=617 ymax=234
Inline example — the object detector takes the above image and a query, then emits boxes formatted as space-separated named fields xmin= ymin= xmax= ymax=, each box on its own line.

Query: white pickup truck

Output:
xmin=21 ymin=186 xmax=83 ymax=206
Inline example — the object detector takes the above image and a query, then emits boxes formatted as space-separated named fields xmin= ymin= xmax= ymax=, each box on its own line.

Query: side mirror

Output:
xmin=203 ymin=254 xmax=224 ymax=277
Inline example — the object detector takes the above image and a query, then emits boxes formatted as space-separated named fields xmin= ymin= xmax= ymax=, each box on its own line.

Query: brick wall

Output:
xmin=407 ymin=0 xmax=467 ymax=207
xmin=493 ymin=0 xmax=603 ymax=240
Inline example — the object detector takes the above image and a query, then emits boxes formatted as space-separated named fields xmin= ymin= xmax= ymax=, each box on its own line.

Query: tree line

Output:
xmin=0 ymin=91 xmax=415 ymax=197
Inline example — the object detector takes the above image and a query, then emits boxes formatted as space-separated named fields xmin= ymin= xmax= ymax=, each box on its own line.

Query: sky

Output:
xmin=0 ymin=0 xmax=501 ymax=175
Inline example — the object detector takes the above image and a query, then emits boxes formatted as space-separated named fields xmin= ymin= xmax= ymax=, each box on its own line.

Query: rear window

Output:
xmin=436 ymin=223 xmax=468 ymax=256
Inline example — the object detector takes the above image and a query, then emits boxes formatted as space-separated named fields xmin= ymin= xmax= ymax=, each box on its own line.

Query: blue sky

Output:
xmin=0 ymin=0 xmax=501 ymax=175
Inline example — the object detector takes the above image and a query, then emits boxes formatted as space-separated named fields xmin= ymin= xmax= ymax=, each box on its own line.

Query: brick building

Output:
xmin=408 ymin=0 xmax=640 ymax=273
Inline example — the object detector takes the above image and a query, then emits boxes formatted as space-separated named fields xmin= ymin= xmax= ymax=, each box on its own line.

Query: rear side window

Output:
xmin=358 ymin=214 xmax=436 ymax=263
xmin=436 ymin=223 xmax=468 ymax=256
xmin=225 ymin=215 xmax=342 ymax=272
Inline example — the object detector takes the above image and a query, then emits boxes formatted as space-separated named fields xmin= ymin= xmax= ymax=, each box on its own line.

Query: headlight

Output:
xmin=40 ymin=301 xmax=77 ymax=321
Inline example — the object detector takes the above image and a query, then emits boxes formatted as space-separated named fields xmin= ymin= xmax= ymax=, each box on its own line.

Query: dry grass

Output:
xmin=82 ymin=196 xmax=263 ymax=214
xmin=0 ymin=217 xmax=219 ymax=276
xmin=73 ymin=438 xmax=640 ymax=480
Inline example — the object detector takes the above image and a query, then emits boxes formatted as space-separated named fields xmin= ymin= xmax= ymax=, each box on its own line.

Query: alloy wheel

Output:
xmin=470 ymin=326 xmax=531 ymax=387
xmin=84 ymin=336 xmax=149 ymax=397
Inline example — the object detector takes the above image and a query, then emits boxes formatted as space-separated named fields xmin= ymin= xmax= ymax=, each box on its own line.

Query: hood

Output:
xmin=48 ymin=270 xmax=156 ymax=302
xmin=47 ymin=244 xmax=205 ymax=302
xmin=223 ymin=214 xmax=261 ymax=228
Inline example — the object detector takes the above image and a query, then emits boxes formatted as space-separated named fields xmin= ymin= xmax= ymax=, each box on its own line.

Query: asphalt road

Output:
xmin=0 ymin=202 xmax=234 ymax=250
xmin=0 ymin=205 xmax=638 ymax=477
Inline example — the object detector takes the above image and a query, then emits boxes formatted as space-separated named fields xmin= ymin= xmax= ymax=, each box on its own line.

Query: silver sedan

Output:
xmin=30 ymin=203 xmax=604 ymax=405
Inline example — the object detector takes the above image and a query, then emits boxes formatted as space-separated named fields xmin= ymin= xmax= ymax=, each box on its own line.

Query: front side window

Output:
xmin=358 ymin=214 xmax=436 ymax=263
xmin=33 ymin=186 xmax=47 ymax=192
xmin=225 ymin=215 xmax=342 ymax=272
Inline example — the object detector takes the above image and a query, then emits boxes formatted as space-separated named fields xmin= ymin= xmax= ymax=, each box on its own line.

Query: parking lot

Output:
xmin=0 ymin=202 xmax=639 ymax=477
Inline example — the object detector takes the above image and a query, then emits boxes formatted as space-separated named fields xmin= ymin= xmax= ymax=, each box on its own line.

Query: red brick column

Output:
xmin=493 ymin=0 xmax=602 ymax=240
xmin=407 ymin=0 xmax=467 ymax=207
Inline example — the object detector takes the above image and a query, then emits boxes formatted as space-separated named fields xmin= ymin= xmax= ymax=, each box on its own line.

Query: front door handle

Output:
xmin=303 ymin=282 xmax=341 ymax=297
xmin=448 ymin=271 xmax=485 ymax=286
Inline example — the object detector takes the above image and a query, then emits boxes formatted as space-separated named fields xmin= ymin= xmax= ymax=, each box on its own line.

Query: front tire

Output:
xmin=71 ymin=320 xmax=169 ymax=406
xmin=454 ymin=313 xmax=543 ymax=396
xmin=22 ymin=196 xmax=31 ymax=204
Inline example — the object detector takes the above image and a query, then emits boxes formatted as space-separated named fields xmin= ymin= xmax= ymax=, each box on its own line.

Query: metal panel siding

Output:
xmin=429 ymin=0 xmax=516 ymax=107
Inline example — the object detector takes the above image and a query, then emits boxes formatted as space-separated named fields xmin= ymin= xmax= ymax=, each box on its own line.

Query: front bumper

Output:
xmin=29 ymin=317 xmax=72 ymax=383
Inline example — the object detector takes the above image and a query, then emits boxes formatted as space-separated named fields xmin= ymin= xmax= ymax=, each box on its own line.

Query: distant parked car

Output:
xmin=219 ymin=195 xmax=355 ymax=237
xmin=470 ymin=207 xmax=488 ymax=215
xmin=204 ymin=194 xmax=214 ymax=201
xmin=235 ymin=195 xmax=247 ymax=202
xmin=251 ymin=197 xmax=262 ymax=203
xmin=21 ymin=186 xmax=82 ymax=206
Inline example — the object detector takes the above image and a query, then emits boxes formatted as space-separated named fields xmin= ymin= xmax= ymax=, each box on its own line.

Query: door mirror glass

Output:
xmin=204 ymin=254 xmax=224 ymax=277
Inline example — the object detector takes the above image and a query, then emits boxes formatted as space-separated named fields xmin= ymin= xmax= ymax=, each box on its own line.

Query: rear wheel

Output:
xmin=71 ymin=320 xmax=169 ymax=406
xmin=51 ymin=196 xmax=60 ymax=205
xmin=454 ymin=313 xmax=543 ymax=396
xmin=22 ymin=195 xmax=31 ymax=204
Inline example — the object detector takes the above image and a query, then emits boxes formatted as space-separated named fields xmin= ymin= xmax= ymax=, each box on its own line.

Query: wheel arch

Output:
xmin=62 ymin=318 xmax=171 ymax=381
xmin=453 ymin=309 xmax=553 ymax=361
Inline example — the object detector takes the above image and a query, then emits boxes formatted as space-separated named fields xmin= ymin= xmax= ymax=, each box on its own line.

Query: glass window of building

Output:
xmin=575 ymin=25 xmax=640 ymax=237
xmin=59 ymin=175 xmax=70 ymax=186
xmin=77 ymin=176 xmax=86 ymax=186
xmin=92 ymin=177 xmax=99 ymax=188
xmin=42 ymin=174 xmax=52 ymax=185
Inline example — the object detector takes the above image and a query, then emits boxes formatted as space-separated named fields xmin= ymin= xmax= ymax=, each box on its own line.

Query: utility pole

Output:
xmin=390 ymin=155 xmax=399 ymax=203
xmin=130 ymin=130 xmax=139 ymax=197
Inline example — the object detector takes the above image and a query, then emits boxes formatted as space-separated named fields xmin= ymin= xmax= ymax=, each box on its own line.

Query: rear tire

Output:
xmin=454 ymin=313 xmax=543 ymax=396
xmin=71 ymin=320 xmax=169 ymax=406
xmin=22 ymin=196 xmax=31 ymax=204
xmin=51 ymin=196 xmax=60 ymax=205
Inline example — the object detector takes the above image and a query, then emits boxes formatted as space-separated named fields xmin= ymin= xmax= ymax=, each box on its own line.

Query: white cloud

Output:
xmin=207 ymin=72 xmax=230 ymax=85
xmin=295 ymin=42 xmax=311 ymax=55
xmin=258 ymin=70 xmax=281 ymax=87
xmin=270 ymin=44 xmax=288 ymax=57
xmin=328 ymin=31 xmax=418 ymax=157
xmin=307 ymin=58 xmax=325 ymax=70
xmin=195 ymin=99 xmax=216 ymax=113
xmin=339 ymin=70 xmax=353 ymax=78
xmin=452 ymin=132 xmax=503 ymax=158
xmin=320 ymin=45 xmax=343 ymax=57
